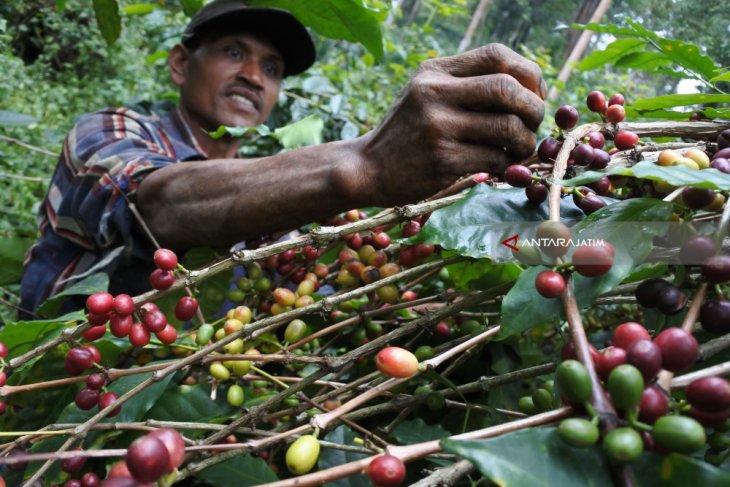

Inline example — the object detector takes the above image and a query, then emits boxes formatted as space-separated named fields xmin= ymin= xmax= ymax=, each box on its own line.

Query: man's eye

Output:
xmin=263 ymin=63 xmax=279 ymax=76
xmin=226 ymin=47 xmax=242 ymax=59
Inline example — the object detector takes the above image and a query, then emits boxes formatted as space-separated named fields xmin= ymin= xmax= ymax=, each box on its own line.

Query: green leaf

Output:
xmin=441 ymin=428 xmax=613 ymax=487
xmin=563 ymin=161 xmax=730 ymax=191
xmin=92 ymin=0 xmax=122 ymax=45
xmin=274 ymin=114 xmax=323 ymax=149
xmin=633 ymin=452 xmax=730 ymax=486
xmin=146 ymin=384 xmax=235 ymax=422
xmin=632 ymin=94 xmax=730 ymax=111
xmin=208 ymin=124 xmax=271 ymax=139
xmin=571 ymin=22 xmax=647 ymax=38
xmin=710 ymin=72 xmax=730 ymax=83
xmin=393 ymin=417 xmax=451 ymax=445
xmin=121 ymin=3 xmax=157 ymax=15
xmin=623 ymin=263 xmax=669 ymax=284
xmin=0 ymin=316 xmax=78 ymax=359
xmin=0 ymin=109 xmax=38 ymax=126
xmin=499 ymin=199 xmax=672 ymax=338
xmin=445 ymin=257 xmax=521 ymax=290
xmin=578 ymin=39 xmax=646 ymax=71
xmin=624 ymin=107 xmax=696 ymax=120
xmin=36 ymin=273 xmax=109 ymax=318
xmin=614 ymin=52 xmax=672 ymax=71
xmin=247 ymin=0 xmax=384 ymax=60
xmin=181 ymin=0 xmax=204 ymax=17
xmin=0 ymin=236 xmax=33 ymax=285
xmin=411 ymin=184 xmax=584 ymax=260
xmin=656 ymin=38 xmax=718 ymax=81
xmin=319 ymin=426 xmax=370 ymax=487
xmin=198 ymin=454 xmax=278 ymax=486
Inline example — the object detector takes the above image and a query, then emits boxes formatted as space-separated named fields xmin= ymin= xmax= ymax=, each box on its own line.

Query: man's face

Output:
xmin=174 ymin=32 xmax=284 ymax=132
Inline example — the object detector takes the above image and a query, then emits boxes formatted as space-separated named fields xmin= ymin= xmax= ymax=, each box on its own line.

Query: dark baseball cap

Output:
xmin=182 ymin=0 xmax=316 ymax=77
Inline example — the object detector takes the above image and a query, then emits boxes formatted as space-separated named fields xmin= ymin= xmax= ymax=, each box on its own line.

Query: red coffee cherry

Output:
xmin=61 ymin=448 xmax=86 ymax=473
xmin=614 ymin=130 xmax=639 ymax=151
xmin=555 ymin=105 xmax=579 ymax=130
xmin=625 ymin=339 xmax=663 ymax=380
xmin=596 ymin=346 xmax=626 ymax=381
xmin=153 ymin=248 xmax=178 ymax=271
xmin=401 ymin=220 xmax=421 ymax=238
xmin=86 ymin=373 xmax=106 ymax=390
xmin=590 ymin=148 xmax=611 ymax=170
xmin=534 ymin=270 xmax=565 ymax=298
xmin=605 ymin=104 xmax=626 ymax=124
xmin=86 ymin=292 xmax=114 ymax=315
xmin=150 ymin=269 xmax=175 ymax=290
xmin=129 ymin=322 xmax=151 ymax=347
xmin=586 ymin=131 xmax=605 ymax=149
xmin=113 ymin=294 xmax=135 ymax=316
xmin=99 ymin=391 xmax=122 ymax=417
xmin=608 ymin=93 xmax=625 ymax=106
xmin=0 ymin=341 xmax=7 ymax=358
xmin=572 ymin=243 xmax=614 ymax=277
xmin=143 ymin=310 xmax=167 ymax=333
xmin=126 ymin=435 xmax=171 ymax=483
xmin=435 ymin=321 xmax=451 ymax=337
xmin=156 ymin=324 xmax=178 ymax=345
xmin=679 ymin=236 xmax=715 ymax=266
xmin=612 ymin=322 xmax=650 ymax=350
xmin=83 ymin=344 xmax=101 ymax=364
xmin=653 ymin=328 xmax=698 ymax=372
xmin=579 ymin=195 xmax=606 ymax=215
xmin=148 ymin=428 xmax=186 ymax=471
xmin=375 ymin=347 xmax=419 ymax=378
xmin=560 ymin=340 xmax=599 ymax=363
xmin=87 ymin=311 xmax=110 ymax=326
xmin=65 ymin=347 xmax=95 ymax=373
xmin=367 ymin=454 xmax=406 ymax=487
xmin=75 ymin=387 xmax=100 ymax=410
xmin=638 ymin=384 xmax=669 ymax=424
xmin=504 ymin=165 xmax=533 ymax=188
xmin=372 ymin=232 xmax=392 ymax=249
xmin=110 ymin=314 xmax=133 ymax=338
xmin=83 ymin=324 xmax=107 ymax=341
xmin=172 ymin=296 xmax=199 ymax=322
xmin=686 ymin=376 xmax=730 ymax=412
xmin=586 ymin=91 xmax=607 ymax=113
xmin=570 ymin=144 xmax=595 ymax=166
xmin=526 ymin=183 xmax=548 ymax=204
xmin=81 ymin=472 xmax=101 ymax=487
xmin=538 ymin=137 xmax=562 ymax=163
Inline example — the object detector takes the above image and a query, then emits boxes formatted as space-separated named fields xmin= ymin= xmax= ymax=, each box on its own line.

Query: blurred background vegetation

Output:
xmin=0 ymin=0 xmax=726 ymax=321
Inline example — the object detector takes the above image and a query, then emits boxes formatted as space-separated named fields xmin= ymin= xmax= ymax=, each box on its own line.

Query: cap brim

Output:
xmin=184 ymin=8 xmax=316 ymax=77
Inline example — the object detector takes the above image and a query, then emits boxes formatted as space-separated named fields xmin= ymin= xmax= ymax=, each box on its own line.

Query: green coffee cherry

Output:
xmin=555 ymin=360 xmax=592 ymax=404
xmin=532 ymin=388 xmax=554 ymax=412
xmin=652 ymin=415 xmax=706 ymax=454
xmin=558 ymin=418 xmax=599 ymax=448
xmin=196 ymin=324 xmax=214 ymax=345
xmin=209 ymin=362 xmax=231 ymax=381
xmin=285 ymin=435 xmax=320 ymax=475
xmin=227 ymin=384 xmax=244 ymax=407
xmin=285 ymin=319 xmax=308 ymax=343
xmin=603 ymin=427 xmax=643 ymax=463
xmin=607 ymin=364 xmax=644 ymax=411
xmin=518 ymin=396 xmax=538 ymax=415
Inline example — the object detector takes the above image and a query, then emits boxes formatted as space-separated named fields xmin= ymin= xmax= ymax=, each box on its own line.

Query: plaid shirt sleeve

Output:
xmin=44 ymin=108 xmax=179 ymax=252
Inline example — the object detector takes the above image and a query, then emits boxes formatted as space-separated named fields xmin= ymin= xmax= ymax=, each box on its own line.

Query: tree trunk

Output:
xmin=563 ymin=0 xmax=602 ymax=61
xmin=458 ymin=0 xmax=493 ymax=52
xmin=406 ymin=0 xmax=422 ymax=25
xmin=547 ymin=0 xmax=612 ymax=102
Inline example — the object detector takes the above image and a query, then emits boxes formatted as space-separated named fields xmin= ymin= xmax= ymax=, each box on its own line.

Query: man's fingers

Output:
xmin=433 ymin=109 xmax=537 ymax=161
xmin=434 ymin=73 xmax=545 ymax=131
xmin=427 ymin=44 xmax=545 ymax=98
xmin=437 ymin=139 xmax=512 ymax=177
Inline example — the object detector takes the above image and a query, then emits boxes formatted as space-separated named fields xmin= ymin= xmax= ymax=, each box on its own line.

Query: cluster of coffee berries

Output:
xmin=651 ymin=148 xmax=727 ymax=208
xmin=74 ymin=372 xmax=121 ymax=417
xmin=53 ymin=448 xmax=101 ymax=487
xmin=518 ymin=380 xmax=558 ymax=415
xmin=149 ymin=248 xmax=179 ymax=290
xmin=367 ymin=454 xmax=407 ymax=487
xmin=553 ymin=322 xmax=709 ymax=464
xmin=122 ymin=428 xmax=185 ymax=483
xmin=634 ymin=278 xmax=687 ymax=316
xmin=375 ymin=346 xmax=420 ymax=378
xmin=84 ymin=291 xmax=190 ymax=347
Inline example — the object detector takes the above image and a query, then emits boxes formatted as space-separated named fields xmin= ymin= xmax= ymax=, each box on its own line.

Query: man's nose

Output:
xmin=237 ymin=58 xmax=264 ymax=89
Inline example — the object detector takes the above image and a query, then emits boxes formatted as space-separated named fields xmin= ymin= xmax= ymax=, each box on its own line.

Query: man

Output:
xmin=20 ymin=0 xmax=546 ymax=318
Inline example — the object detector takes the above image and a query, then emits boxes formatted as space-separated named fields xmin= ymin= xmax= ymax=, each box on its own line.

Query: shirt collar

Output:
xmin=161 ymin=107 xmax=208 ymax=160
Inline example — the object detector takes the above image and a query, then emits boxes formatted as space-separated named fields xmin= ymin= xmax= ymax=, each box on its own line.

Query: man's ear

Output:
xmin=168 ymin=44 xmax=190 ymax=87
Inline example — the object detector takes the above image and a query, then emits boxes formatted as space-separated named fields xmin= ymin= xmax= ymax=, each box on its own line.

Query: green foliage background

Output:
xmin=0 ymin=0 xmax=727 ymax=322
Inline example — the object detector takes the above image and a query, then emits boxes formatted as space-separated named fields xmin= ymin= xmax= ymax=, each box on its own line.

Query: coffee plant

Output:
xmin=2 ymin=4 xmax=730 ymax=487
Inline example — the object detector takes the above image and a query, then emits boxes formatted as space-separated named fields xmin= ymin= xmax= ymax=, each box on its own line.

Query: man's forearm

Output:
xmin=136 ymin=137 xmax=370 ymax=251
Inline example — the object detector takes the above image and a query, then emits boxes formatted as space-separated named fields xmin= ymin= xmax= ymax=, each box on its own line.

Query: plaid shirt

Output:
xmin=20 ymin=107 xmax=206 ymax=318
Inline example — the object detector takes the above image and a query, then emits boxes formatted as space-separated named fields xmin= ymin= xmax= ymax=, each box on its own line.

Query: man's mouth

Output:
xmin=229 ymin=94 xmax=257 ymax=110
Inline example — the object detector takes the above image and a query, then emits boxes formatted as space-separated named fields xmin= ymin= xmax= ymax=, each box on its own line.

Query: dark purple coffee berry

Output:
xmin=538 ymin=138 xmax=562 ymax=163
xmin=590 ymin=148 xmax=611 ymax=170
xmin=713 ymin=148 xmax=730 ymax=161
xmin=526 ymin=183 xmax=548 ymax=204
xmin=61 ymin=448 xmax=87 ymax=473
xmin=626 ymin=339 xmax=663 ymax=381
xmin=580 ymin=195 xmax=607 ymax=215
xmin=555 ymin=105 xmax=579 ymax=130
xmin=679 ymin=236 xmax=715 ymax=266
xmin=656 ymin=285 xmax=687 ymax=315
xmin=718 ymin=129 xmax=730 ymax=150
xmin=504 ymin=165 xmax=533 ymax=188
xmin=682 ymin=187 xmax=716 ymax=210
xmin=586 ymin=177 xmax=611 ymax=196
xmin=635 ymin=279 xmax=670 ymax=308
xmin=75 ymin=387 xmax=100 ymax=410
xmin=700 ymin=299 xmax=730 ymax=334
xmin=703 ymin=255 xmax=730 ymax=283
xmin=571 ymin=144 xmax=595 ymax=166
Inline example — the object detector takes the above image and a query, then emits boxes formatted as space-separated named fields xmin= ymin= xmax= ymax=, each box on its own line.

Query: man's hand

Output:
xmin=345 ymin=43 xmax=546 ymax=207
